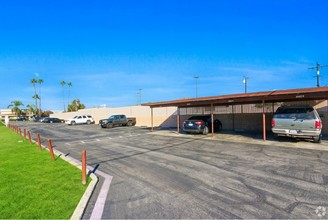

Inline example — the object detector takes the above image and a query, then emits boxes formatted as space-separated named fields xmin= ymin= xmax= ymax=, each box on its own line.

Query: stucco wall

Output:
xmin=50 ymin=106 xmax=177 ymax=127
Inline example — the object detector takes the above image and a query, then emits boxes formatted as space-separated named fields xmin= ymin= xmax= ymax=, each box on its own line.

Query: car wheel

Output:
xmin=71 ymin=121 xmax=76 ymax=126
xmin=87 ymin=120 xmax=91 ymax=125
xmin=203 ymin=126 xmax=209 ymax=135
xmin=217 ymin=123 xmax=222 ymax=132
xmin=313 ymin=135 xmax=321 ymax=143
xmin=127 ymin=121 xmax=132 ymax=127
xmin=107 ymin=123 xmax=113 ymax=128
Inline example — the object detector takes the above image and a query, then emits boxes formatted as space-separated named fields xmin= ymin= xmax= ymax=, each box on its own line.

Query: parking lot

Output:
xmin=12 ymin=122 xmax=328 ymax=219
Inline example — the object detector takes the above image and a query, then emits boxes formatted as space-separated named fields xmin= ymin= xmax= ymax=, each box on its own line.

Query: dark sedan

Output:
xmin=183 ymin=115 xmax=222 ymax=135
xmin=42 ymin=117 xmax=64 ymax=123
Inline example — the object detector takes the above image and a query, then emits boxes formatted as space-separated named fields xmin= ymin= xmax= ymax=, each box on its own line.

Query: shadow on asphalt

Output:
xmin=88 ymin=137 xmax=205 ymax=166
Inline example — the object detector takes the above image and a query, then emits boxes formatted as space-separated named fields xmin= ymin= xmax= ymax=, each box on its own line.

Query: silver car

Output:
xmin=271 ymin=106 xmax=323 ymax=143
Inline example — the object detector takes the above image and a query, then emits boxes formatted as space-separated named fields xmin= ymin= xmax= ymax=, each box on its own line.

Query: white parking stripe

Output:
xmin=65 ymin=134 xmax=142 ymax=145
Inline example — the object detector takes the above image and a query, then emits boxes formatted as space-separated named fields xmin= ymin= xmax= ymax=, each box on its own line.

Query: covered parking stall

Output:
xmin=143 ymin=87 xmax=328 ymax=141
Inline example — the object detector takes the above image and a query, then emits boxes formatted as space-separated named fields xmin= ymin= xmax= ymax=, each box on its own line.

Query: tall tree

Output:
xmin=30 ymin=78 xmax=38 ymax=114
xmin=67 ymin=82 xmax=72 ymax=109
xmin=32 ymin=94 xmax=40 ymax=116
xmin=8 ymin=100 xmax=24 ymax=116
xmin=60 ymin=80 xmax=66 ymax=112
xmin=26 ymin=104 xmax=36 ymax=116
xmin=37 ymin=78 xmax=44 ymax=116
xmin=67 ymin=99 xmax=85 ymax=112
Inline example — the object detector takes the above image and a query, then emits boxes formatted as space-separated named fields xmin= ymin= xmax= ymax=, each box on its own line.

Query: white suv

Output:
xmin=65 ymin=115 xmax=94 ymax=125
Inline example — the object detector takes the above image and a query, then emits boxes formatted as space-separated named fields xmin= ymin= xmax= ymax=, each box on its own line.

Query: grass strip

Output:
xmin=0 ymin=124 xmax=89 ymax=219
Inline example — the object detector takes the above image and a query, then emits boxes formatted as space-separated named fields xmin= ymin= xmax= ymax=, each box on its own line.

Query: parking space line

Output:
xmin=64 ymin=134 xmax=143 ymax=146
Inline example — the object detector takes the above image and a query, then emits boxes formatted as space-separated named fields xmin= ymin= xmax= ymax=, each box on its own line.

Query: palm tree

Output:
xmin=30 ymin=78 xmax=38 ymax=114
xmin=26 ymin=104 xmax=36 ymax=117
xmin=37 ymin=78 xmax=44 ymax=116
xmin=32 ymin=94 xmax=40 ymax=115
xmin=8 ymin=100 xmax=24 ymax=116
xmin=67 ymin=82 xmax=72 ymax=110
xmin=60 ymin=80 xmax=66 ymax=111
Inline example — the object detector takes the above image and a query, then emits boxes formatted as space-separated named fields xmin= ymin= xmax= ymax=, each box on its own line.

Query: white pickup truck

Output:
xmin=65 ymin=115 xmax=95 ymax=125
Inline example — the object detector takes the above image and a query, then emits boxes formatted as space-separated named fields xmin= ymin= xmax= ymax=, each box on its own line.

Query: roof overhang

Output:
xmin=142 ymin=87 xmax=328 ymax=108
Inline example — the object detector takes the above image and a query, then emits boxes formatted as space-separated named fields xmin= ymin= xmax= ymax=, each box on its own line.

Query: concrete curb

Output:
xmin=51 ymin=148 xmax=99 ymax=220
xmin=33 ymin=140 xmax=99 ymax=220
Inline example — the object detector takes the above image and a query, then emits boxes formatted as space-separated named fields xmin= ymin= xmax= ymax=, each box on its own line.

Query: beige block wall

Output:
xmin=50 ymin=106 xmax=178 ymax=127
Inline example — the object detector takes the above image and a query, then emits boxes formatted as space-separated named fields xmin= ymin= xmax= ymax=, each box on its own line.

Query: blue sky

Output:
xmin=1 ymin=0 xmax=328 ymax=111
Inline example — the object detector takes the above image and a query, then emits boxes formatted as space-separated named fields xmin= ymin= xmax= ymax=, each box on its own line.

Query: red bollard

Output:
xmin=27 ymin=131 xmax=32 ymax=144
xmin=19 ymin=128 xmax=22 ymax=136
xmin=82 ymin=150 xmax=87 ymax=185
xmin=47 ymin=139 xmax=55 ymax=161
xmin=24 ymin=129 xmax=26 ymax=139
xmin=37 ymin=134 xmax=42 ymax=151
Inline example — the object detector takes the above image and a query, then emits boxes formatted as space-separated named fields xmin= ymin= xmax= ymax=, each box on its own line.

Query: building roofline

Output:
xmin=142 ymin=87 xmax=328 ymax=108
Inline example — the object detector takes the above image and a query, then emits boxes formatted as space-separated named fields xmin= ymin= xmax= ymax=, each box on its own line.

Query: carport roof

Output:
xmin=142 ymin=87 xmax=328 ymax=108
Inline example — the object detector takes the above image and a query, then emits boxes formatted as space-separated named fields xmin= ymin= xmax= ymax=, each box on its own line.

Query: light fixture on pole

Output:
xmin=243 ymin=76 xmax=249 ymax=93
xmin=194 ymin=76 xmax=199 ymax=98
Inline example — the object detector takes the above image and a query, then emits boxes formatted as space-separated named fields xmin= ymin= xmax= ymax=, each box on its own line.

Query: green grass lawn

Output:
xmin=0 ymin=124 xmax=89 ymax=219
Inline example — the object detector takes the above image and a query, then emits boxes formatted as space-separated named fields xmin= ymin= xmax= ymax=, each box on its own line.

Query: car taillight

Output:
xmin=271 ymin=119 xmax=275 ymax=127
xmin=195 ymin=121 xmax=203 ymax=125
xmin=315 ymin=120 xmax=321 ymax=129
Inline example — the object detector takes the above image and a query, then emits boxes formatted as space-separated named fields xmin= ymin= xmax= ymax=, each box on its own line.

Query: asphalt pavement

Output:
xmin=11 ymin=122 xmax=328 ymax=219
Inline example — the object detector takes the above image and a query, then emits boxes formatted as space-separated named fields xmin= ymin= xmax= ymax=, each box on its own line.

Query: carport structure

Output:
xmin=143 ymin=87 xmax=328 ymax=141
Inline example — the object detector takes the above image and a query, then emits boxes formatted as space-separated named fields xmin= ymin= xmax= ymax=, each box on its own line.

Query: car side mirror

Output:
xmin=319 ymin=114 xmax=325 ymax=118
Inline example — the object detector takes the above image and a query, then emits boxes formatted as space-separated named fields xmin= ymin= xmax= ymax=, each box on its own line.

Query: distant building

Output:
xmin=0 ymin=109 xmax=15 ymax=119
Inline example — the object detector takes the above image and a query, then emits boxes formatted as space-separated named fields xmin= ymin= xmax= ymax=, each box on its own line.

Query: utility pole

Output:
xmin=308 ymin=62 xmax=328 ymax=87
xmin=194 ymin=76 xmax=199 ymax=98
xmin=136 ymin=89 xmax=142 ymax=105
xmin=243 ymin=76 xmax=249 ymax=93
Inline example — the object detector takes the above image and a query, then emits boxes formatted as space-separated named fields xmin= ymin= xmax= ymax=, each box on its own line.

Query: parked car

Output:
xmin=99 ymin=114 xmax=136 ymax=128
xmin=42 ymin=117 xmax=65 ymax=123
xmin=16 ymin=116 xmax=27 ymax=121
xmin=30 ymin=116 xmax=42 ymax=122
xmin=271 ymin=106 xmax=323 ymax=143
xmin=183 ymin=115 xmax=222 ymax=135
xmin=65 ymin=115 xmax=95 ymax=125
xmin=39 ymin=117 xmax=48 ymax=122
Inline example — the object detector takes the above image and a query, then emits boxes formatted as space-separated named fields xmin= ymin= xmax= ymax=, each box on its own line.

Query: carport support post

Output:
xmin=262 ymin=100 xmax=267 ymax=141
xmin=232 ymin=105 xmax=235 ymax=131
xmin=151 ymin=107 xmax=154 ymax=132
xmin=177 ymin=107 xmax=180 ymax=134
xmin=211 ymin=104 xmax=214 ymax=138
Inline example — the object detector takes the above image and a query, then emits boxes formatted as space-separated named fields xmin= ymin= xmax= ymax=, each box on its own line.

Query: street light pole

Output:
xmin=194 ymin=76 xmax=199 ymax=98
xmin=137 ymin=89 xmax=142 ymax=105
xmin=243 ymin=76 xmax=249 ymax=93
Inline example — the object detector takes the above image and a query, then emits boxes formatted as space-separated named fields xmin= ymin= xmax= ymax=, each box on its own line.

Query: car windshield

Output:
xmin=108 ymin=116 xmax=115 ymax=120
